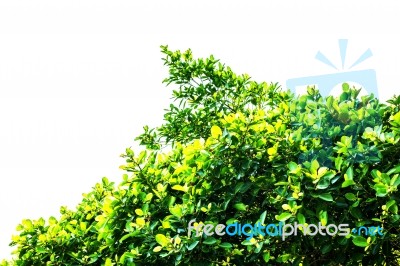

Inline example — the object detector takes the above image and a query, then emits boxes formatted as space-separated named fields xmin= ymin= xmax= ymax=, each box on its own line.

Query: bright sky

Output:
xmin=1 ymin=0 xmax=400 ymax=259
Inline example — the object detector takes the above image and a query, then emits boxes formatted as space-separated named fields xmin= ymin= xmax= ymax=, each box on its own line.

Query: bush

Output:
xmin=2 ymin=46 xmax=400 ymax=265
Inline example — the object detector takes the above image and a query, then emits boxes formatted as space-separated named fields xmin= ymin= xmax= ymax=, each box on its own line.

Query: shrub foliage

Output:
xmin=2 ymin=46 xmax=400 ymax=265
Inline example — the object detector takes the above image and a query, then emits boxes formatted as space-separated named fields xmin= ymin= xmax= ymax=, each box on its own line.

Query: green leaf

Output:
xmin=390 ymin=174 xmax=400 ymax=187
xmin=310 ymin=159 xmax=320 ymax=173
xmin=388 ymin=165 xmax=400 ymax=176
xmin=234 ymin=183 xmax=244 ymax=194
xmin=203 ymin=237 xmax=217 ymax=245
xmin=345 ymin=193 xmax=357 ymax=201
xmin=371 ymin=169 xmax=381 ymax=180
xmin=219 ymin=242 xmax=233 ymax=249
xmin=389 ymin=203 xmax=398 ymax=214
xmin=275 ymin=181 xmax=289 ymax=186
xmin=119 ymin=232 xmax=140 ymax=243
xmin=277 ymin=254 xmax=291 ymax=262
xmin=318 ymin=193 xmax=333 ymax=202
xmin=259 ymin=211 xmax=267 ymax=224
xmin=297 ymin=213 xmax=306 ymax=224
xmin=381 ymin=173 xmax=391 ymax=185
xmin=187 ymin=241 xmax=199 ymax=251
xmin=233 ymin=203 xmax=247 ymax=211
xmin=263 ymin=251 xmax=270 ymax=262
xmin=319 ymin=210 xmax=328 ymax=226
xmin=335 ymin=156 xmax=343 ymax=171
xmin=374 ymin=184 xmax=387 ymax=197
xmin=352 ymin=236 xmax=368 ymax=247
xmin=288 ymin=162 xmax=298 ymax=172
xmin=241 ymin=239 xmax=254 ymax=246
xmin=392 ymin=111 xmax=400 ymax=124
xmin=350 ymin=207 xmax=363 ymax=219
xmin=386 ymin=199 xmax=396 ymax=208
xmin=321 ymin=244 xmax=332 ymax=254
xmin=342 ymin=180 xmax=355 ymax=188
xmin=137 ymin=150 xmax=147 ymax=164
xmin=316 ymin=178 xmax=330 ymax=189
xmin=345 ymin=166 xmax=354 ymax=180
xmin=35 ymin=247 xmax=46 ymax=254
xmin=275 ymin=212 xmax=292 ymax=221
xmin=342 ymin=82 xmax=350 ymax=91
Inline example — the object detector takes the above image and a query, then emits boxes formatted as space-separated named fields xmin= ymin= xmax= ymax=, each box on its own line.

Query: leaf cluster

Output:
xmin=2 ymin=47 xmax=400 ymax=266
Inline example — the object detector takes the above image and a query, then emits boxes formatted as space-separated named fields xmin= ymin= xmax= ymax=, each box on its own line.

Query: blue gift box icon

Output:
xmin=286 ymin=39 xmax=379 ymax=98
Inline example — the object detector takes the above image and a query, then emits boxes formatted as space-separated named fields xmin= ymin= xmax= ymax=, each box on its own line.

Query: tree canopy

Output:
xmin=2 ymin=46 xmax=400 ymax=265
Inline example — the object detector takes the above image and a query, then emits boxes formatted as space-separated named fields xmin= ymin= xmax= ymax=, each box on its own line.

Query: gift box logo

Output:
xmin=286 ymin=39 xmax=378 ymax=98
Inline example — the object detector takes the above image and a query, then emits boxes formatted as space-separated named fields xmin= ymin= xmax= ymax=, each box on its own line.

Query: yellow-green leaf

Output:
xmin=135 ymin=209 xmax=144 ymax=216
xmin=211 ymin=125 xmax=222 ymax=138
xmin=267 ymin=147 xmax=277 ymax=156
xmin=169 ymin=205 xmax=183 ymax=218
xmin=155 ymin=234 xmax=169 ymax=247
xmin=153 ymin=246 xmax=163 ymax=252
xmin=136 ymin=217 xmax=145 ymax=226
xmin=171 ymin=185 xmax=188 ymax=192
xmin=275 ymin=212 xmax=292 ymax=221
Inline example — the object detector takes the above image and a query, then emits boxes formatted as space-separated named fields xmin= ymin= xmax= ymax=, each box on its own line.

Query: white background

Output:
xmin=1 ymin=0 xmax=399 ymax=259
